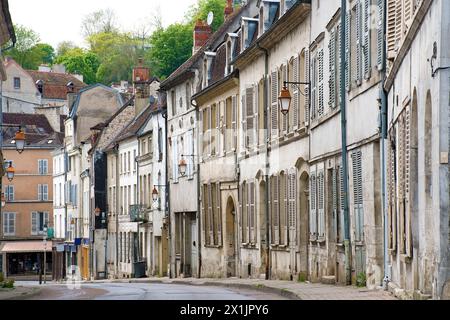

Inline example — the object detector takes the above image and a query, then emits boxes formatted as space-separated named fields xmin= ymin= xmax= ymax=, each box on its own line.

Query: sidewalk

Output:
xmin=0 ymin=286 xmax=42 ymax=300
xmin=91 ymin=277 xmax=397 ymax=300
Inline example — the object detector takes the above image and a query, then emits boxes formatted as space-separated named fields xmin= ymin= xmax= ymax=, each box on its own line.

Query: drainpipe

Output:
xmin=256 ymin=43 xmax=271 ymax=280
xmin=162 ymin=106 xmax=171 ymax=278
xmin=340 ymin=0 xmax=352 ymax=286
xmin=114 ymin=144 xmax=120 ymax=278
xmin=379 ymin=0 xmax=390 ymax=289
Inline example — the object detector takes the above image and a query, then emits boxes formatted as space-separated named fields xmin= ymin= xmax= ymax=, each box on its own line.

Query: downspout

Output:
xmin=256 ymin=43 xmax=271 ymax=280
xmin=162 ymin=107 xmax=171 ymax=278
xmin=340 ymin=0 xmax=352 ymax=286
xmin=379 ymin=0 xmax=390 ymax=289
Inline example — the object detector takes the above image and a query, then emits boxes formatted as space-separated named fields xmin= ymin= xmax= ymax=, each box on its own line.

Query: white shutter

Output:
xmin=271 ymin=71 xmax=279 ymax=139
xmin=273 ymin=176 xmax=280 ymax=245
xmin=339 ymin=166 xmax=345 ymax=242
xmin=38 ymin=184 xmax=42 ymax=201
xmin=356 ymin=0 xmax=363 ymax=85
xmin=377 ymin=0 xmax=385 ymax=71
xmin=318 ymin=171 xmax=325 ymax=239
xmin=217 ymin=183 xmax=222 ymax=247
xmin=255 ymin=84 xmax=260 ymax=146
xmin=246 ymin=87 xmax=255 ymax=148
xmin=405 ymin=106 xmax=412 ymax=257
xmin=250 ymin=182 xmax=256 ymax=244
xmin=352 ymin=151 xmax=364 ymax=242
xmin=310 ymin=56 xmax=317 ymax=120
xmin=239 ymin=184 xmax=243 ymax=244
xmin=282 ymin=174 xmax=288 ymax=245
xmin=329 ymin=29 xmax=337 ymax=109
xmin=208 ymin=184 xmax=214 ymax=245
xmin=345 ymin=11 xmax=351 ymax=91
xmin=44 ymin=185 xmax=49 ymax=201
xmin=293 ymin=56 xmax=300 ymax=129
xmin=32 ymin=212 xmax=37 ymax=235
xmin=304 ymin=49 xmax=310 ymax=124
xmin=387 ymin=0 xmax=397 ymax=54
xmin=310 ymin=173 xmax=317 ymax=238
xmin=242 ymin=93 xmax=247 ymax=150
xmin=232 ymin=96 xmax=237 ymax=150
xmin=288 ymin=169 xmax=297 ymax=245
xmin=363 ymin=0 xmax=371 ymax=79
xmin=318 ymin=49 xmax=324 ymax=117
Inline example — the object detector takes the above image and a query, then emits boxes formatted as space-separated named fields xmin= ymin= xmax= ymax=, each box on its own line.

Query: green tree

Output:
xmin=32 ymin=43 xmax=55 ymax=65
xmin=56 ymin=41 xmax=78 ymax=56
xmin=187 ymin=0 xmax=227 ymax=32
xmin=55 ymin=49 xmax=100 ymax=84
xmin=4 ymin=24 xmax=41 ymax=69
xmin=147 ymin=23 xmax=193 ymax=79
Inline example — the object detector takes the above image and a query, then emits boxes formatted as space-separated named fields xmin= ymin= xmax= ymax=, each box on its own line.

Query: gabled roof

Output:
xmin=160 ymin=3 xmax=249 ymax=90
xmin=69 ymin=83 xmax=124 ymax=119
xmin=27 ymin=70 xmax=86 ymax=100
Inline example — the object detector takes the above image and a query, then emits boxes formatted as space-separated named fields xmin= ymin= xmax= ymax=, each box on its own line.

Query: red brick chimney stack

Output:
xmin=193 ymin=19 xmax=212 ymax=55
xmin=224 ymin=0 xmax=234 ymax=20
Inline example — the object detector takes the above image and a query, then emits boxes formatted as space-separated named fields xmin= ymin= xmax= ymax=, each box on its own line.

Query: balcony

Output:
xmin=129 ymin=205 xmax=148 ymax=223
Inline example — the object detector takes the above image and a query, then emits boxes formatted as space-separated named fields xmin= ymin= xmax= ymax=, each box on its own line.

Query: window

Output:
xmin=133 ymin=150 xmax=137 ymax=171
xmin=13 ymin=77 xmax=20 ymax=89
xmin=270 ymin=70 xmax=279 ymax=139
xmin=38 ymin=184 xmax=49 ymax=201
xmin=38 ymin=159 xmax=49 ymax=175
xmin=127 ymin=151 xmax=131 ymax=173
xmin=243 ymin=86 xmax=256 ymax=149
xmin=158 ymin=129 xmax=163 ymax=161
xmin=352 ymin=150 xmax=364 ymax=242
xmin=309 ymin=173 xmax=317 ymax=239
xmin=186 ymin=82 xmax=192 ymax=109
xmin=203 ymin=183 xmax=222 ymax=247
xmin=142 ymin=140 xmax=146 ymax=155
xmin=329 ymin=23 xmax=342 ymax=109
xmin=31 ymin=212 xmax=49 ymax=235
xmin=3 ymin=213 xmax=16 ymax=236
xmin=5 ymin=185 xmax=14 ymax=201
xmin=288 ymin=169 xmax=298 ymax=245
xmin=148 ymin=136 xmax=152 ymax=154
xmin=171 ymin=90 xmax=176 ymax=116
xmin=270 ymin=176 xmax=280 ymax=245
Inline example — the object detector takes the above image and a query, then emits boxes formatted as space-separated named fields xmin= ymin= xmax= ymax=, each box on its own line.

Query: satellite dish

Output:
xmin=207 ymin=11 xmax=214 ymax=26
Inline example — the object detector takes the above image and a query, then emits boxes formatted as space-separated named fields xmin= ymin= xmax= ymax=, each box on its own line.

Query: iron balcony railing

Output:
xmin=129 ymin=205 xmax=148 ymax=223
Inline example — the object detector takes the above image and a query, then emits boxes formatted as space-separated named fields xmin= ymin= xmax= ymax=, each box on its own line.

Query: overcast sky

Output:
xmin=9 ymin=0 xmax=197 ymax=49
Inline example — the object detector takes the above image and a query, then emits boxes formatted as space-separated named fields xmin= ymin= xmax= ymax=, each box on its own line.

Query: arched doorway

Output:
xmin=298 ymin=170 xmax=310 ymax=281
xmin=225 ymin=196 xmax=237 ymax=277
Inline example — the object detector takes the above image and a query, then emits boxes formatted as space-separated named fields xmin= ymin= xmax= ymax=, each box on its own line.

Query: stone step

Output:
xmin=321 ymin=276 xmax=336 ymax=285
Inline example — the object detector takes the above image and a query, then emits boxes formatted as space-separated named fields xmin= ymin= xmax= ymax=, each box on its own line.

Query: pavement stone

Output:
xmin=0 ymin=286 xmax=42 ymax=300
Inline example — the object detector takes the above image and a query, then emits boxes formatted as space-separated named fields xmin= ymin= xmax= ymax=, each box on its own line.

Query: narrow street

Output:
xmin=17 ymin=282 xmax=290 ymax=300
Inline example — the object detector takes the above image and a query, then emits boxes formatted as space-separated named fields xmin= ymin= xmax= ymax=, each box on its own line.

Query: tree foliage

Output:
xmin=187 ymin=0 xmax=227 ymax=32
xmin=55 ymin=49 xmax=100 ymax=84
xmin=81 ymin=8 xmax=119 ymax=39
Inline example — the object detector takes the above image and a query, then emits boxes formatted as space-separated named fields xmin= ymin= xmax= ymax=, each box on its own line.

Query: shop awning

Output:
xmin=0 ymin=241 xmax=49 ymax=253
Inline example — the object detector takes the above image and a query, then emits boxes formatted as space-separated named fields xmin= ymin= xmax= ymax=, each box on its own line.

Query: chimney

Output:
xmin=38 ymin=64 xmax=51 ymax=72
xmin=52 ymin=64 xmax=66 ymax=74
xmin=224 ymin=0 xmax=234 ymax=20
xmin=193 ymin=20 xmax=212 ymax=55
xmin=133 ymin=58 xmax=151 ymax=115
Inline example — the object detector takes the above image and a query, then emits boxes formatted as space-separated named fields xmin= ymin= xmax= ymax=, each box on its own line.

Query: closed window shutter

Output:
xmin=232 ymin=95 xmax=237 ymax=150
xmin=403 ymin=0 xmax=413 ymax=31
xmin=255 ymin=84 xmax=260 ymax=146
xmin=304 ymin=49 xmax=310 ymax=124
xmin=332 ymin=168 xmax=339 ymax=241
xmin=293 ymin=56 xmax=300 ymax=129
xmin=337 ymin=24 xmax=342 ymax=105
xmin=44 ymin=185 xmax=48 ymax=201
xmin=32 ymin=212 xmax=37 ymax=235
xmin=363 ymin=0 xmax=371 ymax=79
xmin=339 ymin=166 xmax=345 ymax=242
xmin=310 ymin=173 xmax=317 ymax=238
xmin=352 ymin=151 xmax=364 ymax=242
xmin=377 ymin=0 xmax=385 ymax=71
xmin=387 ymin=0 xmax=397 ymax=54
xmin=318 ymin=49 xmax=324 ymax=117
xmin=208 ymin=184 xmax=214 ymax=245
xmin=246 ymin=87 xmax=254 ymax=148
xmin=216 ymin=103 xmax=221 ymax=157
xmin=243 ymin=183 xmax=248 ymax=243
xmin=405 ymin=107 xmax=412 ymax=257
xmin=271 ymin=71 xmax=279 ymax=139
xmin=345 ymin=11 xmax=351 ymax=91
xmin=174 ymin=138 xmax=179 ymax=182
xmin=394 ymin=0 xmax=402 ymax=53
xmin=217 ymin=183 xmax=222 ymax=246
xmin=249 ymin=182 xmax=256 ymax=244
xmin=356 ymin=0 xmax=363 ymax=85
xmin=273 ymin=176 xmax=280 ymax=245
xmin=38 ymin=184 xmax=42 ymax=201
xmin=288 ymin=169 xmax=297 ymax=245
xmin=202 ymin=185 xmax=207 ymax=245
xmin=311 ymin=56 xmax=317 ymax=119
xmin=242 ymin=93 xmax=247 ymax=149
xmin=239 ymin=184 xmax=243 ymax=244
xmin=318 ymin=171 xmax=325 ymax=239
xmin=329 ymin=29 xmax=337 ymax=109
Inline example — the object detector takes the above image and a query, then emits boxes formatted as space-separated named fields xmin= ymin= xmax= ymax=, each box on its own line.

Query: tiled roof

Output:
xmin=1 ymin=113 xmax=61 ymax=148
xmin=27 ymin=70 xmax=86 ymax=100
xmin=115 ymin=102 xmax=159 ymax=143
xmin=160 ymin=4 xmax=247 ymax=89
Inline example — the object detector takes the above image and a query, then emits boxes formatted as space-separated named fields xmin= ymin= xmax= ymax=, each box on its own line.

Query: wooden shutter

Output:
xmin=239 ymin=184 xmax=243 ymax=244
xmin=310 ymin=55 xmax=317 ymax=120
xmin=318 ymin=49 xmax=324 ymax=117
xmin=246 ymin=87 xmax=254 ymax=148
xmin=232 ymin=95 xmax=237 ymax=151
xmin=339 ymin=166 xmax=345 ymax=242
xmin=356 ymin=0 xmax=363 ymax=85
xmin=310 ymin=173 xmax=317 ymax=238
xmin=304 ymin=49 xmax=310 ymax=124
xmin=208 ymin=184 xmax=214 ymax=245
xmin=273 ymin=176 xmax=280 ymax=245
xmin=332 ymin=168 xmax=339 ymax=241
xmin=271 ymin=71 xmax=279 ymax=139
xmin=32 ymin=212 xmax=37 ymax=235
xmin=345 ymin=11 xmax=352 ymax=91
xmin=387 ymin=0 xmax=397 ymax=54
xmin=394 ymin=0 xmax=403 ymax=52
xmin=318 ymin=171 xmax=325 ymax=239
xmin=329 ymin=29 xmax=337 ymax=109
xmin=405 ymin=106 xmax=412 ymax=257
xmin=38 ymin=184 xmax=42 ymax=201
xmin=352 ymin=151 xmax=364 ymax=242
xmin=403 ymin=0 xmax=413 ymax=30
xmin=363 ymin=0 xmax=371 ymax=79
xmin=337 ymin=24 xmax=342 ymax=105
xmin=217 ymin=183 xmax=222 ymax=247
xmin=288 ymin=169 xmax=297 ymax=245
xmin=250 ymin=182 xmax=256 ymax=244
xmin=282 ymin=174 xmax=288 ymax=245
xmin=242 ymin=93 xmax=247 ymax=150
xmin=255 ymin=84 xmax=260 ymax=146
xmin=202 ymin=185 xmax=207 ymax=245
xmin=293 ymin=56 xmax=300 ymax=129
xmin=377 ymin=0 xmax=385 ymax=71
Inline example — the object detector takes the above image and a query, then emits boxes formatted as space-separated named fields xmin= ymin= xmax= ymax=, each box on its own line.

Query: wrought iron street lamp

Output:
xmin=5 ymin=161 xmax=15 ymax=182
xmin=278 ymin=81 xmax=311 ymax=115
xmin=178 ymin=158 xmax=188 ymax=177
xmin=1 ymin=193 xmax=6 ymax=208
xmin=14 ymin=128 xmax=26 ymax=154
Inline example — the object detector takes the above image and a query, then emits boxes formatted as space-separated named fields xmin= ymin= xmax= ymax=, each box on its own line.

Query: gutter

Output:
xmin=256 ymin=42 xmax=271 ymax=280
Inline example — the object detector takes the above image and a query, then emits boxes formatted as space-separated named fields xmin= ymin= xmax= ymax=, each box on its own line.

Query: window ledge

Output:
xmin=400 ymin=254 xmax=413 ymax=264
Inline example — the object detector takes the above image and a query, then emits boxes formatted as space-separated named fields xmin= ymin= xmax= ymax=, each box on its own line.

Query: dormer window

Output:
xmin=241 ymin=18 xmax=259 ymax=51
xmin=67 ymin=82 xmax=74 ymax=93
xmin=281 ymin=0 xmax=296 ymax=15
xmin=225 ymin=33 xmax=238 ymax=76
xmin=36 ymin=80 xmax=44 ymax=94
xmin=259 ymin=1 xmax=280 ymax=35
xmin=203 ymin=52 xmax=216 ymax=88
